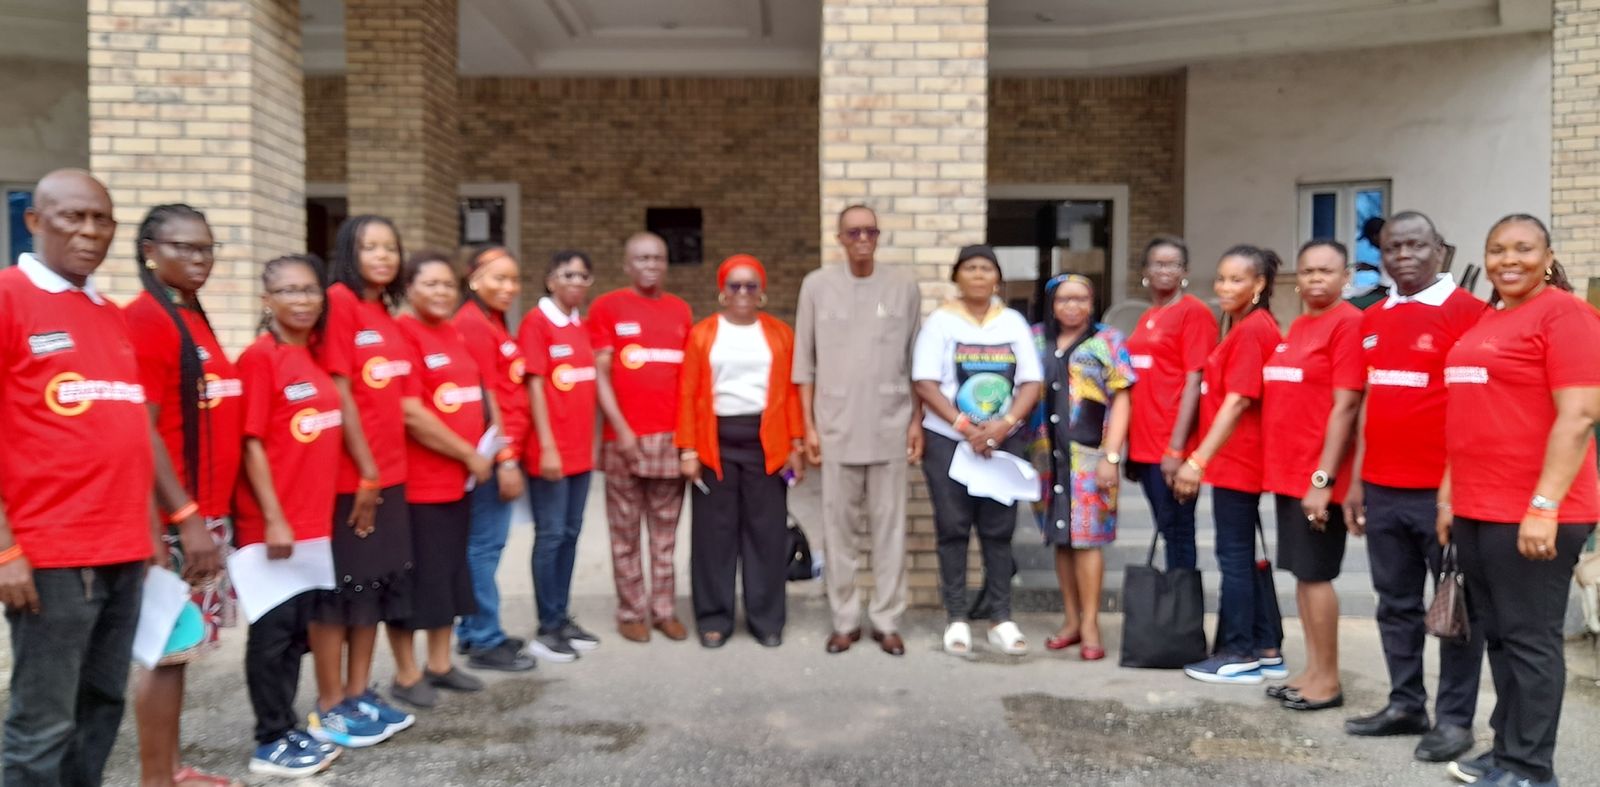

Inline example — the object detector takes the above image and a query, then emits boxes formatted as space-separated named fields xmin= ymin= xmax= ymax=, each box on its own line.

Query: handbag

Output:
xmin=785 ymin=515 xmax=816 ymax=582
xmin=1253 ymin=520 xmax=1284 ymax=648
xmin=1119 ymin=531 xmax=1208 ymax=669
xmin=1427 ymin=542 xmax=1471 ymax=644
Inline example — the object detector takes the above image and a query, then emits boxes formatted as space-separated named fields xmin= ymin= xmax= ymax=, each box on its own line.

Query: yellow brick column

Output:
xmin=1555 ymin=0 xmax=1600 ymax=299
xmin=819 ymin=0 xmax=988 ymax=608
xmin=344 ymin=0 xmax=461 ymax=251
xmin=88 ymin=0 xmax=306 ymax=352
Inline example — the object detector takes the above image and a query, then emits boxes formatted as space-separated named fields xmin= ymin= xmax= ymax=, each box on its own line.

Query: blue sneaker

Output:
xmin=1184 ymin=654 xmax=1264 ymax=684
xmin=306 ymin=700 xmax=393 ymax=748
xmin=250 ymin=733 xmax=330 ymax=777
xmin=356 ymin=689 xmax=416 ymax=734
xmin=1257 ymin=652 xmax=1288 ymax=680
xmin=286 ymin=728 xmax=341 ymax=763
xmin=1478 ymin=768 xmax=1559 ymax=787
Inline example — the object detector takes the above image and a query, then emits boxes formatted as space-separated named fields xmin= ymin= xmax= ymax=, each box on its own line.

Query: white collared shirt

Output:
xmin=538 ymin=296 xmax=581 ymax=327
xmin=1382 ymin=273 xmax=1455 ymax=310
xmin=17 ymin=253 xmax=106 ymax=305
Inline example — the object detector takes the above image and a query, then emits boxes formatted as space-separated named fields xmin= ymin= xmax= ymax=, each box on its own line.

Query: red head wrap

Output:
xmin=717 ymin=254 xmax=767 ymax=290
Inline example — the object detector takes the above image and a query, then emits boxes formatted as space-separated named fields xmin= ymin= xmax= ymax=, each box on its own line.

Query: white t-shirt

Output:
xmin=709 ymin=316 xmax=772 ymax=416
xmin=911 ymin=303 xmax=1043 ymax=442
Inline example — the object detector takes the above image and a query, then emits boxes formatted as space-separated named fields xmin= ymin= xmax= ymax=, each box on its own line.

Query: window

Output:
xmin=646 ymin=208 xmax=703 ymax=266
xmin=1297 ymin=180 xmax=1389 ymax=269
xmin=3 ymin=185 xmax=33 ymax=266
xmin=459 ymin=195 xmax=507 ymax=247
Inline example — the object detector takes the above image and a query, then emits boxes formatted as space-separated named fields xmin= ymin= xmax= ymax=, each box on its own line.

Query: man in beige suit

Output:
xmin=793 ymin=204 xmax=923 ymax=656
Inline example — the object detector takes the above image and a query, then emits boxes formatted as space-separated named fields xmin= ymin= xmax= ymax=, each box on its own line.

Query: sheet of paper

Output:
xmin=133 ymin=566 xmax=191 ymax=669
xmin=465 ymin=424 xmax=506 ymax=492
xmin=947 ymin=441 xmax=1042 ymax=505
xmin=226 ymin=537 xmax=337 ymax=624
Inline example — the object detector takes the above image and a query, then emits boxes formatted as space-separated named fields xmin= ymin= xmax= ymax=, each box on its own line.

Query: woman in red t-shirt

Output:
xmin=1125 ymin=235 xmax=1217 ymax=572
xmin=1260 ymin=240 xmax=1365 ymax=712
xmin=1440 ymin=215 xmax=1600 ymax=786
xmin=387 ymin=252 xmax=495 ymax=707
xmin=124 ymin=204 xmax=243 ymax=787
xmin=1173 ymin=245 xmax=1285 ymax=684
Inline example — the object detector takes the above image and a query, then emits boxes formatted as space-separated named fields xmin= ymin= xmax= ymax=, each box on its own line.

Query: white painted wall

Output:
xmin=1184 ymin=33 xmax=1552 ymax=304
xmin=0 ymin=56 xmax=88 ymax=186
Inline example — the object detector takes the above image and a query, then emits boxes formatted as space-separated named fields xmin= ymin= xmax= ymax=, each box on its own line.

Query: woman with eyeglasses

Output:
xmin=124 ymin=204 xmax=243 ymax=786
xmin=518 ymin=250 xmax=601 ymax=663
xmin=677 ymin=254 xmax=805 ymax=649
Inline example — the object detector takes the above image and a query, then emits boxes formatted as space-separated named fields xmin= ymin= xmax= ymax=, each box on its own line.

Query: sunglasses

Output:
xmin=842 ymin=227 xmax=881 ymax=241
xmin=724 ymin=281 xmax=761 ymax=294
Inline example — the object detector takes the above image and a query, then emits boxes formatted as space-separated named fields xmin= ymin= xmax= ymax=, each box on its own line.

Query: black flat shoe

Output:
xmin=1345 ymin=704 xmax=1431 ymax=736
xmin=1282 ymin=691 xmax=1344 ymax=711
xmin=1415 ymin=723 xmax=1474 ymax=763
xmin=755 ymin=633 xmax=782 ymax=648
xmin=1265 ymin=684 xmax=1295 ymax=700
xmin=699 ymin=631 xmax=728 ymax=649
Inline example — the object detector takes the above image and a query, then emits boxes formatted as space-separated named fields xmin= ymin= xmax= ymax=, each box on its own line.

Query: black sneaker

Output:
xmin=425 ymin=666 xmax=486 ymax=692
xmin=562 ymin=621 xmax=600 ymax=652
xmin=526 ymin=631 xmax=578 ymax=663
xmin=1448 ymin=751 xmax=1497 ymax=784
xmin=468 ymin=640 xmax=537 ymax=672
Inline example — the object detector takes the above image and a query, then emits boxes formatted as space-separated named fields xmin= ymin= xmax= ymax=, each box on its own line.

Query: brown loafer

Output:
xmin=872 ymin=630 xmax=906 ymax=656
xmin=825 ymin=628 xmax=862 ymax=654
xmin=617 ymin=621 xmax=650 ymax=643
xmin=653 ymin=617 xmax=688 ymax=641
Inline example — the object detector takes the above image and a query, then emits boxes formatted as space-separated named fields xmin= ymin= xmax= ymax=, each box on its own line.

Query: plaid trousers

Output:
xmin=603 ymin=432 xmax=686 ymax=624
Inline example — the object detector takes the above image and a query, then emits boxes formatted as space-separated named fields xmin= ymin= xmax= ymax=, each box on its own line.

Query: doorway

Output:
xmin=988 ymin=196 xmax=1116 ymax=324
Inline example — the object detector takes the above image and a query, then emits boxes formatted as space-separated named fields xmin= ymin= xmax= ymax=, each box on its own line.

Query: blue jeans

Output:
xmin=528 ymin=472 xmax=592 ymax=635
xmin=1211 ymin=487 xmax=1282 ymax=658
xmin=1137 ymin=461 xmax=1198 ymax=570
xmin=455 ymin=476 xmax=517 ymax=652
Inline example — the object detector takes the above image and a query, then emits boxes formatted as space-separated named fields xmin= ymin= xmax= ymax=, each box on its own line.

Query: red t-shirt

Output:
xmin=0 ymin=266 xmax=154 ymax=568
xmin=125 ymin=291 xmax=244 ymax=518
xmin=233 ymin=335 xmax=342 ymax=545
xmin=320 ymin=283 xmax=414 ymax=492
xmin=1198 ymin=308 xmax=1281 ymax=494
xmin=586 ymin=289 xmax=692 ymax=440
xmin=519 ymin=301 xmax=597 ymax=476
xmin=1126 ymin=294 xmax=1217 ymax=463
xmin=1261 ymin=302 xmax=1366 ymax=501
xmin=1360 ymin=287 xmax=1484 ymax=489
xmin=1445 ymin=288 xmax=1600 ymax=524
xmin=398 ymin=315 xmax=486 ymax=504
xmin=453 ymin=302 xmax=528 ymax=458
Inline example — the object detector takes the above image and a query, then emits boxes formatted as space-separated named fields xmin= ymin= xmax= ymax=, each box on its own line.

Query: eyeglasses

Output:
xmin=557 ymin=271 xmax=593 ymax=283
xmin=154 ymin=240 xmax=222 ymax=259
xmin=842 ymin=227 xmax=881 ymax=241
xmin=724 ymin=282 xmax=761 ymax=294
xmin=267 ymin=286 xmax=323 ymax=302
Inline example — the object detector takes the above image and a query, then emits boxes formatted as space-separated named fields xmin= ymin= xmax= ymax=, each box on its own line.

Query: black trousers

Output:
xmin=246 ymin=590 xmax=316 ymax=745
xmin=690 ymin=416 xmax=789 ymax=639
xmin=1455 ymin=518 xmax=1593 ymax=782
xmin=922 ymin=430 xmax=1017 ymax=623
xmin=1363 ymin=483 xmax=1484 ymax=727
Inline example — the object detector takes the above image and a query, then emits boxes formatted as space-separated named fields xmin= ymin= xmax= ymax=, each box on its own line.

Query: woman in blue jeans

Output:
xmin=517 ymin=250 xmax=600 ymax=663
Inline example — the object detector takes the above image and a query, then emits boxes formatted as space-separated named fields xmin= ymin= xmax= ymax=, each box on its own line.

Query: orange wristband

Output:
xmin=1526 ymin=507 xmax=1559 ymax=521
xmin=1185 ymin=455 xmax=1208 ymax=473
xmin=167 ymin=501 xmax=199 ymax=524
xmin=494 ymin=447 xmax=517 ymax=464
xmin=0 ymin=545 xmax=23 ymax=565
xmin=358 ymin=478 xmax=382 ymax=492
xmin=1163 ymin=447 xmax=1185 ymax=460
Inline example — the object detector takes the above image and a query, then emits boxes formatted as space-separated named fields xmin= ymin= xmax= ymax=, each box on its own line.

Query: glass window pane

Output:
xmin=7 ymin=189 xmax=32 ymax=265
xmin=1311 ymin=192 xmax=1337 ymax=240
xmin=1353 ymin=189 xmax=1385 ymax=266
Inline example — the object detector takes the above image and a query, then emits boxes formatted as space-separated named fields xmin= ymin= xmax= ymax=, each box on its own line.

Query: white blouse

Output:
xmin=709 ymin=316 xmax=772 ymax=416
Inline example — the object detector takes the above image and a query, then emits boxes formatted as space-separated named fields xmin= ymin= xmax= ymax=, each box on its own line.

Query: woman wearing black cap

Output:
xmin=912 ymin=245 xmax=1042 ymax=658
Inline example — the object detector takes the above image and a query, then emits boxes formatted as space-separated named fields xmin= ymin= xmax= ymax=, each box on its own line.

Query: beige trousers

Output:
xmin=821 ymin=460 xmax=908 ymax=634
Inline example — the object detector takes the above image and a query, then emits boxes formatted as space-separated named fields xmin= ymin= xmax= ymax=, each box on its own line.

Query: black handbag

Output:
xmin=1426 ymin=543 xmax=1471 ymax=644
xmin=1119 ymin=532 xmax=1208 ymax=669
xmin=785 ymin=516 xmax=815 ymax=582
xmin=1252 ymin=520 xmax=1285 ymax=649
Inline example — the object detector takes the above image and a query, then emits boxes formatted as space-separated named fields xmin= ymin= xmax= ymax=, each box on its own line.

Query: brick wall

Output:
xmin=1554 ymin=0 xmax=1599 ymax=300
xmin=304 ymin=75 xmax=345 ymax=184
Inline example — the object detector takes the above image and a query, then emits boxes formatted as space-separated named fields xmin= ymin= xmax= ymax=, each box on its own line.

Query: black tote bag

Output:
xmin=1119 ymin=532 xmax=1208 ymax=669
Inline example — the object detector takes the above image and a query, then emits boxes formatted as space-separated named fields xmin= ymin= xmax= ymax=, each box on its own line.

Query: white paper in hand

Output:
xmin=226 ymin=537 xmax=337 ymax=624
xmin=133 ymin=566 xmax=191 ymax=669
xmin=465 ymin=425 xmax=507 ymax=492
xmin=946 ymin=441 xmax=1042 ymax=505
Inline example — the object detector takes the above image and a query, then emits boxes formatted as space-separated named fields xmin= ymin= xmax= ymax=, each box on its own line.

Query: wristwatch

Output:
xmin=1104 ymin=452 xmax=1122 ymax=466
xmin=1530 ymin=494 xmax=1560 ymax=511
xmin=1310 ymin=470 xmax=1333 ymax=490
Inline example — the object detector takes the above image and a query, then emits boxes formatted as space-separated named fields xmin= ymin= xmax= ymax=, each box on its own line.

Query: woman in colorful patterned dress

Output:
xmin=1034 ymin=274 xmax=1135 ymax=661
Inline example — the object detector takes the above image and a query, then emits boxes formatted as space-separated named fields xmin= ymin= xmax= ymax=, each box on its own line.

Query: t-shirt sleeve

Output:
xmin=237 ymin=348 xmax=273 ymax=440
xmin=790 ymin=276 xmax=816 ymax=385
xmin=1180 ymin=302 xmax=1218 ymax=372
xmin=455 ymin=316 xmax=498 ymax=381
xmin=397 ymin=326 xmax=423 ymax=399
xmin=1223 ymin=323 xmax=1269 ymax=399
xmin=1330 ymin=314 xmax=1366 ymax=391
xmin=320 ymin=292 xmax=355 ymax=378
xmin=1011 ymin=314 xmax=1044 ymax=384
xmin=519 ymin=317 xmax=549 ymax=377
xmin=129 ymin=307 xmax=176 ymax=400
xmin=586 ymin=297 xmax=616 ymax=354
xmin=910 ymin=312 xmax=945 ymax=383
xmin=1544 ymin=300 xmax=1600 ymax=389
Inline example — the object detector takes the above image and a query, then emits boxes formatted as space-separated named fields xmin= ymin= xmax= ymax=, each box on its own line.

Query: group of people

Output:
xmin=0 ymin=168 xmax=1594 ymax=787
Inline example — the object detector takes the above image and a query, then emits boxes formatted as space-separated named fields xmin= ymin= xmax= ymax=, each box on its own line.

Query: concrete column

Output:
xmin=1554 ymin=0 xmax=1600 ymax=300
xmin=88 ymin=0 xmax=306 ymax=352
xmin=344 ymin=0 xmax=460 ymax=251
xmin=819 ymin=0 xmax=988 ymax=607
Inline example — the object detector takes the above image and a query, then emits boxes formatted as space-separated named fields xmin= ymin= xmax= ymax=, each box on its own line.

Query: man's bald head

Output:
xmin=623 ymin=231 xmax=668 ymax=294
xmin=24 ymin=169 xmax=116 ymax=286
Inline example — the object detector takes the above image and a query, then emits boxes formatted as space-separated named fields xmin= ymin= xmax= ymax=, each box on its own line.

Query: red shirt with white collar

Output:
xmin=0 ymin=256 xmax=154 ymax=568
xmin=1125 ymin=294 xmax=1217 ymax=463
xmin=1445 ymin=287 xmax=1600 ymax=524
xmin=320 ymin=283 xmax=416 ymax=492
xmin=1198 ymin=308 xmax=1281 ymax=494
xmin=1261 ymin=302 xmax=1365 ymax=501
xmin=398 ymin=314 xmax=485 ymax=504
xmin=518 ymin=297 xmax=597 ymax=476
xmin=587 ymin=288 xmax=691 ymax=440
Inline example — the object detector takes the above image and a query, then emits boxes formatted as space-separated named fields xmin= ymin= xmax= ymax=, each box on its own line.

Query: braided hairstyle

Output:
xmin=1486 ymin=214 xmax=1572 ymax=306
xmin=329 ymin=215 xmax=405 ymax=310
xmin=259 ymin=254 xmax=330 ymax=353
xmin=136 ymin=204 xmax=214 ymax=502
xmin=1219 ymin=243 xmax=1281 ymax=316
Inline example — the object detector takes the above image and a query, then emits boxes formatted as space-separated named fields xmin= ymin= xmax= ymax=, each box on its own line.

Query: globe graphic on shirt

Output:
xmin=955 ymin=372 xmax=1013 ymax=422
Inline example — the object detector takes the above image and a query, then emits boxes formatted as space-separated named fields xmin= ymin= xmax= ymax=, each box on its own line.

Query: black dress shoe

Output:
xmin=1415 ymin=723 xmax=1474 ymax=762
xmin=699 ymin=631 xmax=728 ymax=649
xmin=1345 ymin=705 xmax=1431 ymax=737
xmin=755 ymin=632 xmax=782 ymax=648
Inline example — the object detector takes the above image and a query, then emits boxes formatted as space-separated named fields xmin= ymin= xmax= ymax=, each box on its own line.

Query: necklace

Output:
xmin=1144 ymin=292 xmax=1181 ymax=329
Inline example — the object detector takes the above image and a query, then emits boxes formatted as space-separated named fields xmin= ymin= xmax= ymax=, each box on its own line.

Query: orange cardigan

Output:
xmin=675 ymin=313 xmax=805 ymax=480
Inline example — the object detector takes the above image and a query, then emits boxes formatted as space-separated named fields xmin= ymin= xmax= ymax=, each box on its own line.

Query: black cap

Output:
xmin=953 ymin=244 xmax=1001 ymax=281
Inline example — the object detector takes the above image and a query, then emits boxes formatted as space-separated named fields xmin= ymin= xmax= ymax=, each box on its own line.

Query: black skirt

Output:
xmin=1274 ymin=494 xmax=1348 ymax=583
xmin=397 ymin=498 xmax=477 ymax=630
xmin=313 ymin=485 xmax=414 ymax=627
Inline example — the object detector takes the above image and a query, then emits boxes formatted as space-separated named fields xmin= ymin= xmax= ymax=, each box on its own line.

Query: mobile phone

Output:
xmin=780 ymin=468 xmax=797 ymax=488
xmin=693 ymin=478 xmax=710 ymax=495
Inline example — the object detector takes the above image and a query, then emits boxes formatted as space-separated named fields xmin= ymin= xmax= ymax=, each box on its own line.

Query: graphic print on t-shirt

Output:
xmin=952 ymin=342 xmax=1018 ymax=423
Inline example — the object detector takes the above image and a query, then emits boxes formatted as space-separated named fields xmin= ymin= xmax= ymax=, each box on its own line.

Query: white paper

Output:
xmin=133 ymin=566 xmax=191 ymax=669
xmin=464 ymin=210 xmax=491 ymax=243
xmin=226 ymin=537 xmax=337 ymax=624
xmin=947 ymin=441 xmax=1042 ymax=505
xmin=464 ymin=425 xmax=507 ymax=492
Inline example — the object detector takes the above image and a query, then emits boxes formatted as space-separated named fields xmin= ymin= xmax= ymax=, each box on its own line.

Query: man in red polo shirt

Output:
xmin=1341 ymin=211 xmax=1486 ymax=763
xmin=590 ymin=232 xmax=693 ymax=643
xmin=0 ymin=170 xmax=216 ymax=785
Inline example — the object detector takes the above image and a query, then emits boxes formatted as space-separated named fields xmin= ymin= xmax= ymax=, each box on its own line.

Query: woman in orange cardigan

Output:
xmin=678 ymin=254 xmax=806 ymax=649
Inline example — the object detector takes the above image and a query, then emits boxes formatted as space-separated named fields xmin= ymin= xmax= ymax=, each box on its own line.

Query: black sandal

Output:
xmin=1281 ymin=690 xmax=1344 ymax=711
xmin=699 ymin=631 xmax=727 ymax=649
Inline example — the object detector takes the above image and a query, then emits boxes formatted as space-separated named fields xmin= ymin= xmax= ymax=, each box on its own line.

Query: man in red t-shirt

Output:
xmin=1341 ymin=211 xmax=1486 ymax=763
xmin=0 ymin=170 xmax=215 ymax=785
xmin=590 ymin=232 xmax=693 ymax=642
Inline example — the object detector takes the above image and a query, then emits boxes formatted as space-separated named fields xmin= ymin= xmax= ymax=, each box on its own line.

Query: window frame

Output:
xmin=1295 ymin=179 xmax=1391 ymax=271
xmin=2 ymin=182 xmax=34 ymax=268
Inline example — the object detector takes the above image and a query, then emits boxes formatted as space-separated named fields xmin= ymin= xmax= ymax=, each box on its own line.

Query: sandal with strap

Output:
xmin=988 ymin=621 xmax=1028 ymax=656
xmin=943 ymin=621 xmax=972 ymax=657
xmin=173 ymin=766 xmax=243 ymax=787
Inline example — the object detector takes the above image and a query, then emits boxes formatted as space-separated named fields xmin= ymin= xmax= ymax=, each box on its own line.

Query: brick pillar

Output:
xmin=1554 ymin=0 xmax=1600 ymax=301
xmin=819 ymin=0 xmax=988 ymax=608
xmin=344 ymin=0 xmax=460 ymax=251
xmin=88 ymin=0 xmax=305 ymax=352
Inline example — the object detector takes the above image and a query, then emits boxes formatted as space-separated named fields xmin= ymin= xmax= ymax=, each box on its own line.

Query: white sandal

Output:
xmin=988 ymin=621 xmax=1027 ymax=655
xmin=943 ymin=621 xmax=972 ymax=657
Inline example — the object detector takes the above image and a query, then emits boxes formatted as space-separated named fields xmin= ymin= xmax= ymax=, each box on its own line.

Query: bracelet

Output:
xmin=1526 ymin=507 xmax=1560 ymax=520
xmin=167 ymin=501 xmax=199 ymax=524
xmin=1185 ymin=455 xmax=1207 ymax=473
xmin=493 ymin=447 xmax=517 ymax=464
xmin=952 ymin=414 xmax=972 ymax=433
xmin=679 ymin=450 xmax=699 ymax=459
xmin=357 ymin=478 xmax=382 ymax=492
xmin=1001 ymin=413 xmax=1020 ymax=427
xmin=1164 ymin=447 xmax=1185 ymax=460
xmin=0 ymin=545 xmax=23 ymax=565
xmin=498 ymin=460 xmax=519 ymax=471
xmin=1436 ymin=502 xmax=1452 ymax=512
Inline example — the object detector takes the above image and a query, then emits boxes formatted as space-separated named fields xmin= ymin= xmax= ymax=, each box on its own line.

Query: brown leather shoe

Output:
xmin=825 ymin=628 xmax=862 ymax=654
xmin=872 ymin=630 xmax=906 ymax=656
xmin=653 ymin=617 xmax=689 ymax=641
xmin=618 ymin=621 xmax=650 ymax=643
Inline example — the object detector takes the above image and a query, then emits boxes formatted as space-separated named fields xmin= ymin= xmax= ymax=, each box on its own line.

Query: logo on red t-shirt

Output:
xmin=509 ymin=357 xmax=526 ymax=384
xmin=360 ymin=356 xmax=411 ymax=389
xmin=431 ymin=382 xmax=483 ymax=414
xmin=1414 ymin=333 xmax=1436 ymax=353
xmin=44 ymin=372 xmax=146 ymax=417
xmin=290 ymin=407 xmax=342 ymax=443
xmin=617 ymin=344 xmax=686 ymax=370
xmin=550 ymin=364 xmax=596 ymax=392
xmin=198 ymin=372 xmax=243 ymax=409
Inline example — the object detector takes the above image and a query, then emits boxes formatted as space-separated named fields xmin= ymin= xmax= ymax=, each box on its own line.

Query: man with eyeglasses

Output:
xmin=589 ymin=232 xmax=694 ymax=643
xmin=793 ymin=204 xmax=923 ymax=656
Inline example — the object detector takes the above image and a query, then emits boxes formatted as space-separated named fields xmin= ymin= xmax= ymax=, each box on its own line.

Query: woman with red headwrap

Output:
xmin=676 ymin=254 xmax=806 ymax=649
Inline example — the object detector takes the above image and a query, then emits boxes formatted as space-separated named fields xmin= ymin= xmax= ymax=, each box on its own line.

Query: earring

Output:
xmin=1141 ymin=276 xmax=1150 ymax=288
xmin=1180 ymin=278 xmax=1189 ymax=289
xmin=1251 ymin=292 xmax=1260 ymax=305
xmin=718 ymin=292 xmax=728 ymax=307
xmin=144 ymin=260 xmax=157 ymax=270
xmin=469 ymin=283 xmax=479 ymax=291
xmin=1545 ymin=267 xmax=1554 ymax=281
xmin=759 ymin=293 xmax=769 ymax=308
xmin=1293 ymin=286 xmax=1301 ymax=294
